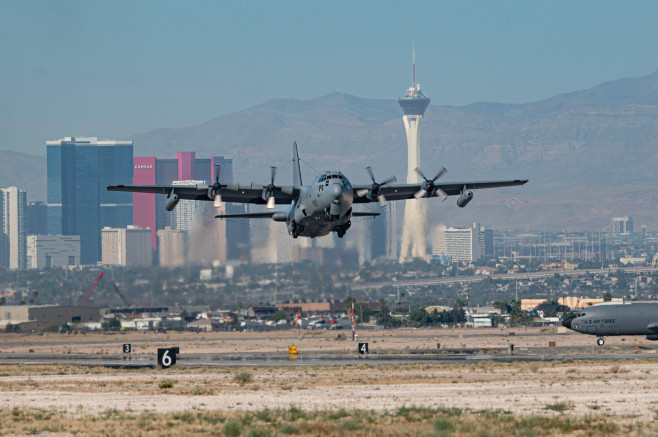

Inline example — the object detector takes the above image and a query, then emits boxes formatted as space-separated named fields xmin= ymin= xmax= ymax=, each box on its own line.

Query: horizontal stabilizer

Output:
xmin=215 ymin=211 xmax=288 ymax=222
xmin=352 ymin=212 xmax=380 ymax=217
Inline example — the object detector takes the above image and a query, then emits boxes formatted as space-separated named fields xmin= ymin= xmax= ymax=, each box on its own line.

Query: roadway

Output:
xmin=348 ymin=266 xmax=658 ymax=291
xmin=2 ymin=345 xmax=658 ymax=368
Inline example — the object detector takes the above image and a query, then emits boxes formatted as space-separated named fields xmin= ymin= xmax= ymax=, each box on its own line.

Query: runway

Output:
xmin=2 ymin=344 xmax=657 ymax=368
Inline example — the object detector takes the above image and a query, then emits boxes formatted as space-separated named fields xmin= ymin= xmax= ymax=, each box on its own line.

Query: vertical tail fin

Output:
xmin=293 ymin=141 xmax=302 ymax=188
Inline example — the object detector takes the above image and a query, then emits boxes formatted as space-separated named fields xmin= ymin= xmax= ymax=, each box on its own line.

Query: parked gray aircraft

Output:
xmin=562 ymin=301 xmax=658 ymax=346
xmin=107 ymin=142 xmax=527 ymax=239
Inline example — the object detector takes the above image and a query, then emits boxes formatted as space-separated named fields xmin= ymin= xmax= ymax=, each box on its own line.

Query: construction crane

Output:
xmin=110 ymin=282 xmax=131 ymax=307
xmin=80 ymin=272 xmax=105 ymax=306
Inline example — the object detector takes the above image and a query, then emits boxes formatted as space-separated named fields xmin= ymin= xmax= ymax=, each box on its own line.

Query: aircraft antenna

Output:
xmin=412 ymin=43 xmax=416 ymax=88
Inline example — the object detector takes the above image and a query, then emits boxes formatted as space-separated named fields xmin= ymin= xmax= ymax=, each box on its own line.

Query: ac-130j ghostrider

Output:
xmin=107 ymin=142 xmax=528 ymax=239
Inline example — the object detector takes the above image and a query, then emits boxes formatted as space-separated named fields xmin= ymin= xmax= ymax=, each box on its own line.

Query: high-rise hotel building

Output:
xmin=432 ymin=223 xmax=483 ymax=263
xmin=132 ymin=152 xmax=249 ymax=261
xmin=0 ymin=187 xmax=27 ymax=269
xmin=47 ymin=137 xmax=133 ymax=264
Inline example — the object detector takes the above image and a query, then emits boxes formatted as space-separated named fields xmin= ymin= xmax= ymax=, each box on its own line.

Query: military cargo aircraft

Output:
xmin=562 ymin=301 xmax=658 ymax=346
xmin=107 ymin=142 xmax=527 ymax=239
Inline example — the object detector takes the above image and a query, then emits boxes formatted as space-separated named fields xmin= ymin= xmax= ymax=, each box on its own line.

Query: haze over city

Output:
xmin=0 ymin=0 xmax=657 ymax=271
xmin=2 ymin=1 xmax=658 ymax=155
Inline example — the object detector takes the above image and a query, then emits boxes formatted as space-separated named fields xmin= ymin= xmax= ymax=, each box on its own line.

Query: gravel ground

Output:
xmin=1 ymin=328 xmax=657 ymax=421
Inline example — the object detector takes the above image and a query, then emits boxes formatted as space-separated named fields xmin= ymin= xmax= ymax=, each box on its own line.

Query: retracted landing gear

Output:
xmin=596 ymin=337 xmax=605 ymax=346
xmin=335 ymin=220 xmax=351 ymax=238
xmin=291 ymin=223 xmax=301 ymax=239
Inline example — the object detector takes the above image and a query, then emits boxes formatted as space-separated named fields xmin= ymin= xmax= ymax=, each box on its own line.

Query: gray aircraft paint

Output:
xmin=107 ymin=142 xmax=527 ymax=240
xmin=562 ymin=301 xmax=658 ymax=345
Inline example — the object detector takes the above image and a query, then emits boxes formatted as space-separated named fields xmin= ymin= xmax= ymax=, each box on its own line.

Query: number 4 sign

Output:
xmin=358 ymin=342 xmax=368 ymax=354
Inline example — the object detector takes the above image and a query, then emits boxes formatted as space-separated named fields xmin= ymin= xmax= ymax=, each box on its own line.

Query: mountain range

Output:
xmin=10 ymin=70 xmax=658 ymax=231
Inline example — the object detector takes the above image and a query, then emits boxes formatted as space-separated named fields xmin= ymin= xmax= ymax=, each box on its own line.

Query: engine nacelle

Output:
xmin=456 ymin=190 xmax=474 ymax=208
xmin=646 ymin=335 xmax=658 ymax=341
xmin=165 ymin=193 xmax=180 ymax=211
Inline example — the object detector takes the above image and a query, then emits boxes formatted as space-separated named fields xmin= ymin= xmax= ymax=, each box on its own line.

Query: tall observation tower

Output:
xmin=398 ymin=46 xmax=431 ymax=261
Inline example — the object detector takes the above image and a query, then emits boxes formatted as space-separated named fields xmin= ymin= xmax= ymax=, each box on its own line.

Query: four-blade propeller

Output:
xmin=264 ymin=166 xmax=278 ymax=209
xmin=356 ymin=166 xmax=397 ymax=207
xmin=414 ymin=167 xmax=448 ymax=200
xmin=210 ymin=164 xmax=223 ymax=207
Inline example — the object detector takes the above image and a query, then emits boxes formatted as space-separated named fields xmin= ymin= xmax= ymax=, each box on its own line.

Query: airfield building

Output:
xmin=0 ymin=305 xmax=102 ymax=328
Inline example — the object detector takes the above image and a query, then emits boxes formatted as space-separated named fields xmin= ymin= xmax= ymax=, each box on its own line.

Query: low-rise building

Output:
xmin=1 ymin=305 xmax=102 ymax=328
xmin=26 ymin=235 xmax=80 ymax=269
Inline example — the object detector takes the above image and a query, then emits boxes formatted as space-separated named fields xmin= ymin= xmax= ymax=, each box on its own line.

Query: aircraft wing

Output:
xmin=215 ymin=212 xmax=276 ymax=219
xmin=351 ymin=179 xmax=528 ymax=203
xmin=352 ymin=211 xmax=380 ymax=217
xmin=107 ymin=184 xmax=299 ymax=205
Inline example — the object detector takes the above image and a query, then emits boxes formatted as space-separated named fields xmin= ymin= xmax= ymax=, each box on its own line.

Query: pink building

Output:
xmin=132 ymin=153 xmax=233 ymax=251
xmin=133 ymin=157 xmax=157 ymax=249
xmin=177 ymin=151 xmax=195 ymax=181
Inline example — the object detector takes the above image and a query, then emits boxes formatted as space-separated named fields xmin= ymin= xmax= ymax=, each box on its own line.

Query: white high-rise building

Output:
xmin=612 ymin=216 xmax=633 ymax=235
xmin=101 ymin=226 xmax=152 ymax=266
xmin=0 ymin=187 xmax=27 ymax=270
xmin=171 ymin=180 xmax=207 ymax=231
xmin=27 ymin=235 xmax=80 ymax=269
xmin=398 ymin=46 xmax=431 ymax=261
xmin=432 ymin=223 xmax=482 ymax=263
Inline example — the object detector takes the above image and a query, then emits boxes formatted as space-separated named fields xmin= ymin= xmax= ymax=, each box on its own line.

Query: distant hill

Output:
xmin=0 ymin=150 xmax=46 ymax=203
xmin=129 ymin=71 xmax=658 ymax=231
xmin=5 ymin=71 xmax=658 ymax=230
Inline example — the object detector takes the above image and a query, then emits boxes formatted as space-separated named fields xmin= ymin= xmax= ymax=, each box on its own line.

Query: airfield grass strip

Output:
xmin=0 ymin=360 xmax=654 ymax=395
xmin=0 ymin=406 xmax=639 ymax=437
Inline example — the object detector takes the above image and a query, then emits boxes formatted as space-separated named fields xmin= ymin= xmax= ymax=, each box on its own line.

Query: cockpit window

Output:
xmin=320 ymin=173 xmax=350 ymax=186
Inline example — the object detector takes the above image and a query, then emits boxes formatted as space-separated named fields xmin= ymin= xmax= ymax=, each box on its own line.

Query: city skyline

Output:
xmin=2 ymin=2 xmax=658 ymax=257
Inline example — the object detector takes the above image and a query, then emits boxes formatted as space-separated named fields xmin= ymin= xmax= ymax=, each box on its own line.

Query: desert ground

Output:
xmin=1 ymin=327 xmax=658 ymax=436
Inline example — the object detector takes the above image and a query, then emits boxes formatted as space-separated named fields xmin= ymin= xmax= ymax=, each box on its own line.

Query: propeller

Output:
xmin=357 ymin=166 xmax=397 ymax=207
xmin=414 ymin=167 xmax=448 ymax=200
xmin=263 ymin=166 xmax=278 ymax=209
xmin=210 ymin=164 xmax=223 ymax=207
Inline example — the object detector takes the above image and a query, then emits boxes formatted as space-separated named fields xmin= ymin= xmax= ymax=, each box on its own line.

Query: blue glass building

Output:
xmin=47 ymin=137 xmax=133 ymax=264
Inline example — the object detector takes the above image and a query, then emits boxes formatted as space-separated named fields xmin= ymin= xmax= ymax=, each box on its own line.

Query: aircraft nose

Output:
xmin=562 ymin=314 xmax=575 ymax=329
xmin=331 ymin=184 xmax=343 ymax=198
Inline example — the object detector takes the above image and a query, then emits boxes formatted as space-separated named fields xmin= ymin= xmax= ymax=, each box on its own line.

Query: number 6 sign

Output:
xmin=158 ymin=348 xmax=177 ymax=368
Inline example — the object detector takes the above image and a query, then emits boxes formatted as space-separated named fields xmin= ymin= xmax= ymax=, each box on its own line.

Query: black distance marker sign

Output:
xmin=123 ymin=344 xmax=131 ymax=354
xmin=158 ymin=347 xmax=177 ymax=368
xmin=358 ymin=342 xmax=369 ymax=354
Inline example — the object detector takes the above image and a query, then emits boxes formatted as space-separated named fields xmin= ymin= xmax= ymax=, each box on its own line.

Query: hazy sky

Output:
xmin=2 ymin=0 xmax=658 ymax=155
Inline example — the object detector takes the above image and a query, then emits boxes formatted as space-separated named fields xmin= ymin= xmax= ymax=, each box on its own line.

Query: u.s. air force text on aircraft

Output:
xmin=563 ymin=301 xmax=658 ymax=346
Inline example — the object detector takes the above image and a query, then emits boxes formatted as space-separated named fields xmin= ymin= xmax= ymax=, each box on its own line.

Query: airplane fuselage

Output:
xmin=562 ymin=302 xmax=658 ymax=345
xmin=286 ymin=171 xmax=354 ymax=238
